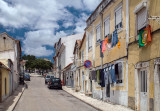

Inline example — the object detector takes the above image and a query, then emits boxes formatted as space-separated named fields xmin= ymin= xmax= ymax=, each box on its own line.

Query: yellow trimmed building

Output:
xmin=0 ymin=62 xmax=10 ymax=102
xmin=128 ymin=0 xmax=160 ymax=111
xmin=85 ymin=0 xmax=129 ymax=106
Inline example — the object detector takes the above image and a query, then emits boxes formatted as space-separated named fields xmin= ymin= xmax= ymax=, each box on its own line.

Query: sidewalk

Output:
xmin=0 ymin=85 xmax=25 ymax=111
xmin=63 ymin=86 xmax=134 ymax=111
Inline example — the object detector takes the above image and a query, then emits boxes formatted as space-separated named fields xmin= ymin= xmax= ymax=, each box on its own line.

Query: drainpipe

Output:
xmin=126 ymin=0 xmax=129 ymax=49
xmin=100 ymin=12 xmax=104 ymax=100
xmin=126 ymin=0 xmax=129 ymax=106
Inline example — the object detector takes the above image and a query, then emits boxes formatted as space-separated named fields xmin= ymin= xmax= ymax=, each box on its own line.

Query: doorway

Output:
xmin=82 ymin=72 xmax=84 ymax=92
xmin=90 ymin=80 xmax=92 ymax=92
xmin=139 ymin=69 xmax=148 ymax=111
xmin=5 ymin=78 xmax=7 ymax=96
xmin=85 ymin=81 xmax=87 ymax=93
xmin=154 ymin=65 xmax=160 ymax=111
xmin=106 ymin=84 xmax=110 ymax=97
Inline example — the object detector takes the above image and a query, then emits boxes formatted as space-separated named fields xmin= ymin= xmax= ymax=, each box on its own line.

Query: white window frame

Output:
xmin=96 ymin=24 xmax=101 ymax=42
xmin=104 ymin=16 xmax=110 ymax=37
xmin=134 ymin=1 xmax=148 ymax=39
xmin=115 ymin=4 xmax=123 ymax=30
xmin=88 ymin=32 xmax=92 ymax=50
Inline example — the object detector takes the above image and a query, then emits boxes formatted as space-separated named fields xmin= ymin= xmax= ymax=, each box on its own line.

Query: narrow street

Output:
xmin=14 ymin=76 xmax=98 ymax=111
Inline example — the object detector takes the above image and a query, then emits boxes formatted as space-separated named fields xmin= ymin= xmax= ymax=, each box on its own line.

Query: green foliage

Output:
xmin=22 ymin=55 xmax=52 ymax=73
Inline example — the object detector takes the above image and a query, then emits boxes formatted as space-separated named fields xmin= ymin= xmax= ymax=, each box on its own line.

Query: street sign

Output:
xmin=84 ymin=60 xmax=92 ymax=68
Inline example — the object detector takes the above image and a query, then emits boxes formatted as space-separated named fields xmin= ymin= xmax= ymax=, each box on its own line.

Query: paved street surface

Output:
xmin=14 ymin=76 xmax=98 ymax=111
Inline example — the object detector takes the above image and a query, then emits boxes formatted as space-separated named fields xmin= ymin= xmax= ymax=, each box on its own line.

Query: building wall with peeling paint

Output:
xmin=85 ymin=0 xmax=128 ymax=106
xmin=128 ymin=0 xmax=160 ymax=110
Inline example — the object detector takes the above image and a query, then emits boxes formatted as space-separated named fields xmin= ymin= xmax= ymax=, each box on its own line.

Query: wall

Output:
xmin=128 ymin=0 xmax=160 ymax=110
xmin=0 ymin=33 xmax=15 ymax=51
xmin=62 ymin=33 xmax=83 ymax=68
xmin=0 ymin=35 xmax=19 ymax=91
xmin=86 ymin=0 xmax=128 ymax=105
xmin=1 ymin=68 xmax=9 ymax=101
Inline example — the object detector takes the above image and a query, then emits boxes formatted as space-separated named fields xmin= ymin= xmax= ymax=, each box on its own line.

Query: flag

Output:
xmin=139 ymin=25 xmax=152 ymax=48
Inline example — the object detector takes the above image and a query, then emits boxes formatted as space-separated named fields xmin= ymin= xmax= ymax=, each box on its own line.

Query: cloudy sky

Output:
xmin=0 ymin=0 xmax=102 ymax=62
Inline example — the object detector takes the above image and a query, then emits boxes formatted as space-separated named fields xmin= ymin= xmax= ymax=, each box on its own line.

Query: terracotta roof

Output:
xmin=64 ymin=63 xmax=73 ymax=69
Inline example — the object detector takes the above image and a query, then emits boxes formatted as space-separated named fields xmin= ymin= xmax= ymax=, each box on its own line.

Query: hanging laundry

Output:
xmin=99 ymin=69 xmax=105 ymax=87
xmin=97 ymin=70 xmax=100 ymax=84
xmin=100 ymin=41 xmax=104 ymax=58
xmin=104 ymin=68 xmax=112 ymax=85
xmin=108 ymin=34 xmax=112 ymax=43
xmin=109 ymin=65 xmax=117 ymax=83
xmin=104 ymin=37 xmax=108 ymax=45
xmin=102 ymin=40 xmax=106 ymax=53
xmin=117 ymin=38 xmax=120 ymax=48
xmin=111 ymin=30 xmax=119 ymax=47
xmin=139 ymin=25 xmax=152 ymax=48
xmin=106 ymin=43 xmax=112 ymax=52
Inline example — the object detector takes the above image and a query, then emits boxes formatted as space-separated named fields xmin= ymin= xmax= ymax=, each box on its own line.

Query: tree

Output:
xmin=22 ymin=55 xmax=53 ymax=74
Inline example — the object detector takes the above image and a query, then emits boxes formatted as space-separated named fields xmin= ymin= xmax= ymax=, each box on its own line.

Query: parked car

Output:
xmin=45 ymin=74 xmax=54 ymax=84
xmin=24 ymin=73 xmax=30 ymax=81
xmin=48 ymin=78 xmax=62 ymax=89
xmin=43 ymin=73 xmax=47 ymax=78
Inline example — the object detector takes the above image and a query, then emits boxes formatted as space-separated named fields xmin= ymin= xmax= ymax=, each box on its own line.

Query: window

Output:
xmin=88 ymin=32 xmax=92 ymax=49
xmin=81 ymin=50 xmax=84 ymax=63
xmin=140 ymin=70 xmax=147 ymax=92
xmin=115 ymin=5 xmax=122 ymax=30
xmin=137 ymin=7 xmax=147 ymax=31
xmin=115 ymin=63 xmax=123 ymax=84
xmin=104 ymin=17 xmax=110 ymax=37
xmin=96 ymin=25 xmax=101 ymax=42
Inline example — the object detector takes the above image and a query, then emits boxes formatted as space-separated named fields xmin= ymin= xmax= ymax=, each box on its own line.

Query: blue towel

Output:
xmin=104 ymin=69 xmax=112 ymax=85
xmin=111 ymin=30 xmax=119 ymax=47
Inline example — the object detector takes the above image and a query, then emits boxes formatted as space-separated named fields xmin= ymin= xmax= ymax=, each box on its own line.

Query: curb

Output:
xmin=62 ymin=87 xmax=102 ymax=111
xmin=7 ymin=87 xmax=25 ymax=111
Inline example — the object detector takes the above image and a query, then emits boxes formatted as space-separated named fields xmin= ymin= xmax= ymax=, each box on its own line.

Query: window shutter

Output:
xmin=137 ymin=7 xmax=147 ymax=30
xmin=96 ymin=26 xmax=100 ymax=41
xmin=89 ymin=32 xmax=92 ymax=48
xmin=104 ymin=18 xmax=110 ymax=36
xmin=115 ymin=7 xmax=122 ymax=25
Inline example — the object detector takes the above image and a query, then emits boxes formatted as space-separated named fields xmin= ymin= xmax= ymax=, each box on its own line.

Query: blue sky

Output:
xmin=0 ymin=0 xmax=102 ymax=62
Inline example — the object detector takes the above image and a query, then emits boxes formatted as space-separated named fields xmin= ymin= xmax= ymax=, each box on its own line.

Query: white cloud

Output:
xmin=24 ymin=46 xmax=53 ymax=57
xmin=82 ymin=0 xmax=102 ymax=11
xmin=74 ymin=13 xmax=88 ymax=33
xmin=0 ymin=0 xmax=102 ymax=57
xmin=23 ymin=30 xmax=67 ymax=57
